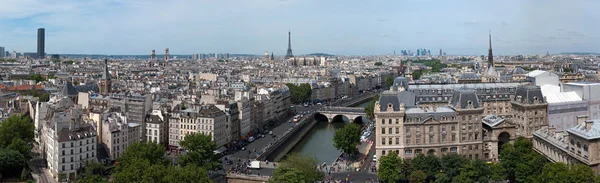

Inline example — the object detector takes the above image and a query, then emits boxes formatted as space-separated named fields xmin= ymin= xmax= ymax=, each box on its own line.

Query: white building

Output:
xmin=238 ymin=100 xmax=252 ymax=136
xmin=43 ymin=105 xmax=97 ymax=182
xmin=146 ymin=110 xmax=168 ymax=144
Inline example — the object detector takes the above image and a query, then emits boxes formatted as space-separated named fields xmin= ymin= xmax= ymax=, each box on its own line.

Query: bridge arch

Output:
xmin=331 ymin=115 xmax=351 ymax=123
xmin=314 ymin=113 xmax=329 ymax=122
xmin=352 ymin=116 xmax=367 ymax=124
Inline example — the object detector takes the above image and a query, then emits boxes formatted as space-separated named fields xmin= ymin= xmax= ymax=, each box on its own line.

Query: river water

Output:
xmin=288 ymin=100 xmax=372 ymax=164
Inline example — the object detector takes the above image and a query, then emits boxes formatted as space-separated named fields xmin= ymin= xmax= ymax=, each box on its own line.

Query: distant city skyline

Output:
xmin=0 ymin=0 xmax=598 ymax=56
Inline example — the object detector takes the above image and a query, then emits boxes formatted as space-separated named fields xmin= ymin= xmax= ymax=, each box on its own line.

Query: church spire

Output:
xmin=487 ymin=30 xmax=494 ymax=68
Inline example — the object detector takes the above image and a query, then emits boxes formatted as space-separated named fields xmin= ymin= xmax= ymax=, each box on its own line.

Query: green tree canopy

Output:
xmin=333 ymin=123 xmax=361 ymax=155
xmin=413 ymin=70 xmax=422 ymax=80
xmin=117 ymin=142 xmax=167 ymax=166
xmin=385 ymin=75 xmax=394 ymax=89
xmin=26 ymin=74 xmax=45 ymax=83
xmin=539 ymin=162 xmax=569 ymax=183
xmin=409 ymin=170 xmax=426 ymax=183
xmin=377 ymin=151 xmax=403 ymax=183
xmin=0 ymin=149 xmax=27 ymax=177
xmin=112 ymin=142 xmax=211 ymax=183
xmin=286 ymin=83 xmax=312 ymax=104
xmin=374 ymin=62 xmax=383 ymax=66
xmin=411 ymin=153 xmax=441 ymax=181
xmin=434 ymin=172 xmax=450 ymax=183
xmin=0 ymin=115 xmax=34 ymax=147
xmin=364 ymin=95 xmax=380 ymax=119
xmin=269 ymin=153 xmax=324 ymax=183
xmin=568 ymin=164 xmax=595 ymax=183
xmin=439 ymin=153 xmax=468 ymax=179
xmin=177 ymin=133 xmax=221 ymax=170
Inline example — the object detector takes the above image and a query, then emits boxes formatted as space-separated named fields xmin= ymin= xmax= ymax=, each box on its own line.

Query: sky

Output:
xmin=0 ymin=0 xmax=598 ymax=56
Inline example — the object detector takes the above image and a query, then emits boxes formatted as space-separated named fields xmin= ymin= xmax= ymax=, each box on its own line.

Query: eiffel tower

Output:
xmin=285 ymin=31 xmax=294 ymax=59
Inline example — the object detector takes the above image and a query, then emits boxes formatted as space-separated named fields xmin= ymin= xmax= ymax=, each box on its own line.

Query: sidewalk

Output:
xmin=327 ymin=140 xmax=372 ymax=173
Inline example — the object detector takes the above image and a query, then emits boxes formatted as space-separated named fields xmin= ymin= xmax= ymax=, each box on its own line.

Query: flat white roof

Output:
xmin=526 ymin=70 xmax=547 ymax=77
xmin=541 ymin=84 xmax=582 ymax=103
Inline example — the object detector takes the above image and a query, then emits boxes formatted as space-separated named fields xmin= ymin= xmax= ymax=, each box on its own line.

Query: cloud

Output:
xmin=461 ymin=20 xmax=478 ymax=26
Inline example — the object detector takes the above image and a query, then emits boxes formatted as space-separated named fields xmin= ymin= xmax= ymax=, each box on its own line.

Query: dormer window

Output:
xmin=388 ymin=103 xmax=393 ymax=109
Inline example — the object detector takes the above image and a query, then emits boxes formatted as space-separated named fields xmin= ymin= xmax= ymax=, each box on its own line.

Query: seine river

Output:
xmin=288 ymin=100 xmax=371 ymax=164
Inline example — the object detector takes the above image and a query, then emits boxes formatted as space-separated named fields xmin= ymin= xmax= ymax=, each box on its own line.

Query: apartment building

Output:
xmin=146 ymin=110 xmax=168 ymax=145
xmin=375 ymin=78 xmax=545 ymax=162
xmin=43 ymin=106 xmax=97 ymax=182
xmin=169 ymin=104 xmax=229 ymax=151
xmin=533 ymin=115 xmax=600 ymax=173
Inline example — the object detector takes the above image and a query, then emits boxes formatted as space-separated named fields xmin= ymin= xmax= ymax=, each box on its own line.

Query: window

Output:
xmin=389 ymin=138 xmax=392 ymax=145
xmin=475 ymin=133 xmax=479 ymax=140
xmin=442 ymin=134 xmax=446 ymax=142
xmin=452 ymin=134 xmax=456 ymax=142
xmin=382 ymin=151 xmax=386 ymax=155
xmin=416 ymin=136 xmax=421 ymax=144
xmin=405 ymin=150 xmax=412 ymax=154
xmin=381 ymin=119 xmax=384 ymax=124
xmin=62 ymin=165 xmax=65 ymax=171
xmin=406 ymin=136 xmax=411 ymax=144
xmin=442 ymin=125 xmax=446 ymax=132
xmin=396 ymin=137 xmax=399 ymax=144
xmin=406 ymin=127 xmax=410 ymax=134
xmin=62 ymin=158 xmax=65 ymax=163
xmin=452 ymin=125 xmax=456 ymax=131
xmin=388 ymin=119 xmax=392 ymax=124
xmin=429 ymin=126 xmax=433 ymax=133
xmin=389 ymin=128 xmax=392 ymax=134
xmin=429 ymin=135 xmax=434 ymax=143
xmin=382 ymin=138 xmax=386 ymax=145
xmin=62 ymin=143 xmax=65 ymax=148
xmin=381 ymin=128 xmax=385 ymax=134
xmin=70 ymin=164 xmax=73 ymax=170
xmin=62 ymin=150 xmax=65 ymax=155
xmin=396 ymin=119 xmax=399 ymax=124
xmin=396 ymin=127 xmax=399 ymax=134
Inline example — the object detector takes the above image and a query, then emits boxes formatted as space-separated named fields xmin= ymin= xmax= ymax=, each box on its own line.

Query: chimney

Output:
xmin=585 ymin=120 xmax=594 ymax=132
xmin=577 ymin=115 xmax=588 ymax=125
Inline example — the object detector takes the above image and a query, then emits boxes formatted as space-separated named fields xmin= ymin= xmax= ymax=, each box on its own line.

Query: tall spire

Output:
xmin=285 ymin=31 xmax=294 ymax=59
xmin=487 ymin=30 xmax=494 ymax=68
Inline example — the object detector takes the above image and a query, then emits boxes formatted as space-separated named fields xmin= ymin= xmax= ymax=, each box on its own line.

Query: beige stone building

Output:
xmin=533 ymin=115 xmax=600 ymax=173
xmin=375 ymin=79 xmax=544 ymax=162
xmin=169 ymin=104 xmax=229 ymax=149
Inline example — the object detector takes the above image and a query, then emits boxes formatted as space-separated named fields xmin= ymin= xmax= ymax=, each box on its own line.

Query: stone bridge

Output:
xmin=316 ymin=107 xmax=367 ymax=123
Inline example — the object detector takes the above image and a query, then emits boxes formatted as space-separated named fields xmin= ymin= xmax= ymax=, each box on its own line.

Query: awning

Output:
xmin=213 ymin=146 xmax=227 ymax=154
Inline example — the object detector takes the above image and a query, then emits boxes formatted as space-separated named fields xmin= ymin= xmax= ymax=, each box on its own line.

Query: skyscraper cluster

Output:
xmin=0 ymin=47 xmax=5 ymax=58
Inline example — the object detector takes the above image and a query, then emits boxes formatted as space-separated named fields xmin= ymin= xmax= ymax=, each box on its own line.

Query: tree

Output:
xmin=364 ymin=95 xmax=380 ymax=119
xmin=377 ymin=151 xmax=403 ymax=183
xmin=26 ymin=74 xmax=45 ymax=83
xmin=489 ymin=162 xmax=506 ymax=182
xmin=7 ymin=138 xmax=31 ymax=160
xmin=117 ymin=142 xmax=167 ymax=165
xmin=270 ymin=153 xmax=324 ymax=183
xmin=78 ymin=174 xmax=108 ymax=183
xmin=286 ymin=83 xmax=313 ymax=104
xmin=411 ymin=153 xmax=441 ymax=181
xmin=38 ymin=93 xmax=50 ymax=102
xmin=178 ymin=133 xmax=221 ymax=170
xmin=434 ymin=172 xmax=450 ymax=183
xmin=0 ymin=115 xmax=34 ymax=147
xmin=413 ymin=70 xmax=422 ymax=80
xmin=0 ymin=149 xmax=26 ymax=177
xmin=20 ymin=168 xmax=29 ymax=181
xmin=568 ymin=164 xmax=595 ymax=183
xmin=409 ymin=170 xmax=426 ymax=183
xmin=374 ymin=62 xmax=383 ymax=66
xmin=270 ymin=167 xmax=307 ymax=183
xmin=163 ymin=165 xmax=212 ymax=183
xmin=385 ymin=75 xmax=394 ymax=89
xmin=440 ymin=153 xmax=468 ymax=179
xmin=333 ymin=123 xmax=361 ymax=155
xmin=539 ymin=162 xmax=569 ymax=183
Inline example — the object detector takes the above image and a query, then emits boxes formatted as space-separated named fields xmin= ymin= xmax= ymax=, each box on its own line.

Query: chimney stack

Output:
xmin=586 ymin=120 xmax=594 ymax=132
xmin=577 ymin=115 xmax=588 ymax=125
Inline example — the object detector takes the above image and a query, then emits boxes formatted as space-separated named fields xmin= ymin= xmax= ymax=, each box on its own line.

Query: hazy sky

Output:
xmin=0 ymin=0 xmax=598 ymax=55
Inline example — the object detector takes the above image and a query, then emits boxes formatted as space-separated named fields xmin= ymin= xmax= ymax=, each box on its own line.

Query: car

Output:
xmin=360 ymin=136 xmax=368 ymax=141
xmin=373 ymin=155 xmax=377 ymax=162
